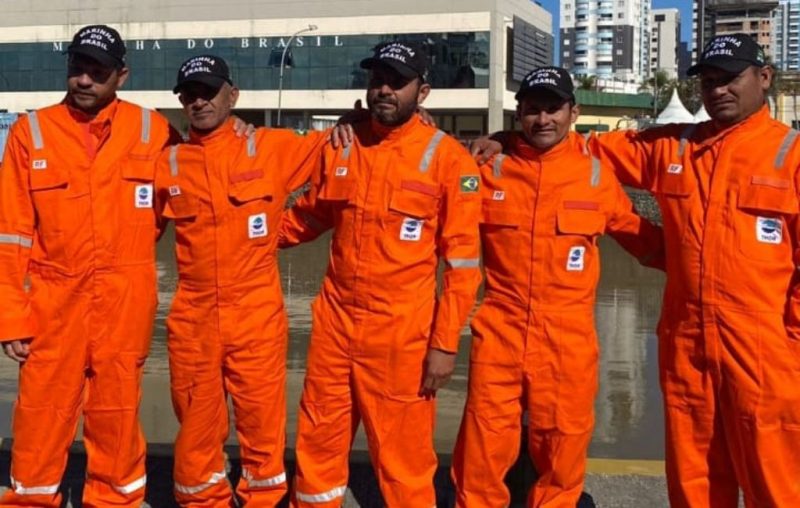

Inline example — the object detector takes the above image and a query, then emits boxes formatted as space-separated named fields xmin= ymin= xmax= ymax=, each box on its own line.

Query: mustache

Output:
xmin=372 ymin=97 xmax=397 ymax=106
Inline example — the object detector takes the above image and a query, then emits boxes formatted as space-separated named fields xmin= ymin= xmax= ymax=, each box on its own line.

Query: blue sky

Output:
xmin=537 ymin=0 xmax=694 ymax=58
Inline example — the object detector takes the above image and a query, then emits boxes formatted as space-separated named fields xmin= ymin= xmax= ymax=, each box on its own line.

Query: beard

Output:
xmin=367 ymin=94 xmax=418 ymax=127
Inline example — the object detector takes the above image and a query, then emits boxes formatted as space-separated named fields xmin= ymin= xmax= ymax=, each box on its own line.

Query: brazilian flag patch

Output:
xmin=460 ymin=175 xmax=480 ymax=193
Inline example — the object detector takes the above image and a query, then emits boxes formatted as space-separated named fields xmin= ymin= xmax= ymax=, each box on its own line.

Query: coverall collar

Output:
xmin=369 ymin=113 xmax=422 ymax=143
xmin=699 ymin=104 xmax=771 ymax=150
xmin=512 ymin=130 xmax=578 ymax=161
xmin=65 ymin=96 xmax=119 ymax=125
xmin=188 ymin=117 xmax=236 ymax=146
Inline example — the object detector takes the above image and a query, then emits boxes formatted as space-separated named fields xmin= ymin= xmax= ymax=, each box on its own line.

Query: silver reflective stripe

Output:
xmin=419 ymin=130 xmax=446 ymax=173
xmin=169 ymin=146 xmax=179 ymax=177
xmin=774 ymin=129 xmax=799 ymax=169
xmin=0 ymin=234 xmax=32 ymax=248
xmin=296 ymin=485 xmax=348 ymax=503
xmin=10 ymin=475 xmax=60 ymax=496
xmin=140 ymin=108 xmax=151 ymax=144
xmin=341 ymin=144 xmax=352 ymax=160
xmin=242 ymin=469 xmax=286 ymax=488
xmin=492 ymin=154 xmax=506 ymax=178
xmin=113 ymin=474 xmax=146 ymax=495
xmin=582 ymin=131 xmax=591 ymax=156
xmin=174 ymin=470 xmax=227 ymax=495
xmin=677 ymin=124 xmax=696 ymax=158
xmin=28 ymin=111 xmax=44 ymax=150
xmin=447 ymin=257 xmax=480 ymax=269
xmin=247 ymin=133 xmax=257 ymax=157
xmin=590 ymin=157 xmax=601 ymax=187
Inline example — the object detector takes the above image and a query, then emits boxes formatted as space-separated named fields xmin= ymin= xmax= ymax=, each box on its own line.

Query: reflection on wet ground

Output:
xmin=0 ymin=229 xmax=666 ymax=460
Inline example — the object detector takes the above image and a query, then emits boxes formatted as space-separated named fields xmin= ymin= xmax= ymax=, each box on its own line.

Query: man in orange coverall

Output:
xmin=476 ymin=33 xmax=800 ymax=507
xmin=0 ymin=25 xmax=176 ymax=507
xmin=154 ymin=55 xmax=335 ymax=507
xmin=278 ymin=41 xmax=482 ymax=507
xmin=589 ymin=34 xmax=800 ymax=507
xmin=450 ymin=67 xmax=664 ymax=508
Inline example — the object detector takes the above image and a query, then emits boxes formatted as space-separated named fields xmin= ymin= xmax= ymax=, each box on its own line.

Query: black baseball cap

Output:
xmin=66 ymin=25 xmax=126 ymax=69
xmin=173 ymin=55 xmax=233 ymax=94
xmin=360 ymin=41 xmax=429 ymax=82
xmin=687 ymin=33 xmax=767 ymax=76
xmin=516 ymin=66 xmax=575 ymax=101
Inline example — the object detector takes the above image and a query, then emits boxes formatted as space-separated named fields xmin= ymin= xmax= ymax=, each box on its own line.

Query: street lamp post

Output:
xmin=277 ymin=24 xmax=317 ymax=126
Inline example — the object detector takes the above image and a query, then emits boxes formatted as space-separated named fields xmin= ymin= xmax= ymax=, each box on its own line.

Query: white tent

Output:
xmin=693 ymin=105 xmax=711 ymax=122
xmin=656 ymin=89 xmax=694 ymax=124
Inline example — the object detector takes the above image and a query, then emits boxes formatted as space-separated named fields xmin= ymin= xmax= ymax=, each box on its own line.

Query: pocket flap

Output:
xmin=163 ymin=193 xmax=198 ymax=220
xmin=480 ymin=201 xmax=526 ymax=227
xmin=29 ymin=166 xmax=68 ymax=191
xmin=228 ymin=176 xmax=273 ymax=204
xmin=657 ymin=172 xmax=692 ymax=197
xmin=317 ymin=174 xmax=356 ymax=202
xmin=557 ymin=209 xmax=606 ymax=236
xmin=738 ymin=177 xmax=798 ymax=215
xmin=388 ymin=180 xmax=441 ymax=219
xmin=122 ymin=156 xmax=156 ymax=182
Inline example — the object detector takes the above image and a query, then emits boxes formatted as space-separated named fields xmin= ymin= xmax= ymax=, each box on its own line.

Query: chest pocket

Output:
xmin=556 ymin=208 xmax=606 ymax=237
xmin=163 ymin=187 xmax=198 ymax=221
xmin=228 ymin=172 xmax=274 ymax=204
xmin=388 ymin=180 xmax=441 ymax=220
xmin=317 ymin=170 xmax=356 ymax=203
xmin=228 ymin=172 xmax=274 ymax=246
xmin=480 ymin=202 xmax=526 ymax=228
xmin=736 ymin=176 xmax=798 ymax=263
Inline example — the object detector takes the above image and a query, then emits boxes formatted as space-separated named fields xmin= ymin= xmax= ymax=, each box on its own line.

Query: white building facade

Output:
xmin=774 ymin=0 xmax=800 ymax=71
xmin=650 ymin=8 xmax=681 ymax=80
xmin=560 ymin=0 xmax=652 ymax=86
xmin=0 ymin=0 xmax=554 ymax=137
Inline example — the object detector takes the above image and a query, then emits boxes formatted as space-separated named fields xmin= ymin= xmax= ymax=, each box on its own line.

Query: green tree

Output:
xmin=576 ymin=74 xmax=597 ymax=90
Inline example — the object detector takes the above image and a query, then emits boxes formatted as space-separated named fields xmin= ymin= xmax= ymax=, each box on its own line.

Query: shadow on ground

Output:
xmin=0 ymin=441 xmax=557 ymax=508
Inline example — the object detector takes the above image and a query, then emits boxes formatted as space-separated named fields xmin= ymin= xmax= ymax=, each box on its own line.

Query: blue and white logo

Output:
xmin=492 ymin=190 xmax=505 ymax=201
xmin=566 ymin=245 xmax=586 ymax=271
xmin=756 ymin=216 xmax=782 ymax=244
xmin=248 ymin=213 xmax=268 ymax=239
xmin=400 ymin=217 xmax=423 ymax=241
xmin=335 ymin=166 xmax=348 ymax=177
xmin=135 ymin=184 xmax=153 ymax=208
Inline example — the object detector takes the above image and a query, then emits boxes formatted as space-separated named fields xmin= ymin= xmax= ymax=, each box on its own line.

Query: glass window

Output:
xmin=0 ymin=32 xmax=491 ymax=92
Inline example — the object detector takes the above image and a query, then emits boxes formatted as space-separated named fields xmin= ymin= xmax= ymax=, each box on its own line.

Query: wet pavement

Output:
xmin=0 ymin=221 xmax=675 ymax=505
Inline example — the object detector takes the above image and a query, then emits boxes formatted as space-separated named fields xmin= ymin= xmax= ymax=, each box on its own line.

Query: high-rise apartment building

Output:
xmin=774 ymin=0 xmax=800 ymax=71
xmin=693 ymin=0 xmax=779 ymax=62
xmin=650 ymin=8 xmax=681 ymax=79
xmin=560 ymin=0 xmax=652 ymax=85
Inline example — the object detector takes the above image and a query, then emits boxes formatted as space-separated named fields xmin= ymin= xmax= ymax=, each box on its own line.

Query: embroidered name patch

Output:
xmin=135 ymin=184 xmax=153 ymax=208
xmin=248 ymin=213 xmax=268 ymax=239
xmin=566 ymin=246 xmax=586 ymax=271
xmin=400 ymin=217 xmax=423 ymax=241
xmin=756 ymin=216 xmax=782 ymax=244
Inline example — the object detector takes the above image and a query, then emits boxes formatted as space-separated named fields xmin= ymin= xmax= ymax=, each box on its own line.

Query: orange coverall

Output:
xmin=278 ymin=115 xmax=482 ymax=507
xmin=154 ymin=119 xmax=327 ymax=507
xmin=0 ymin=99 xmax=173 ymax=507
xmin=590 ymin=106 xmax=800 ymax=507
xmin=451 ymin=131 xmax=664 ymax=508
